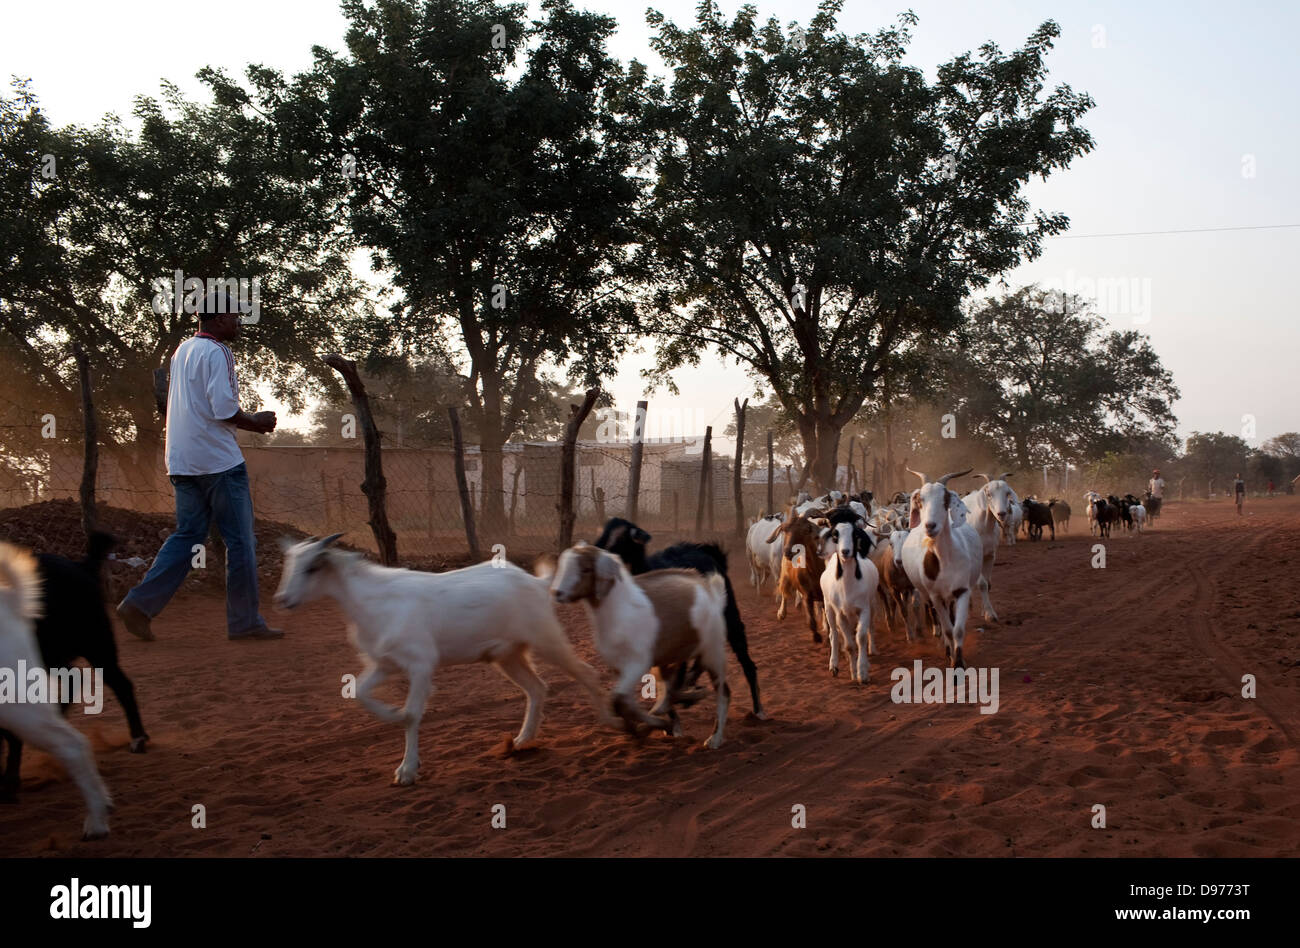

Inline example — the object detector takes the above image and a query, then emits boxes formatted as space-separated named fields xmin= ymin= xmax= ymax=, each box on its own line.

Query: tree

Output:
xmin=631 ymin=2 xmax=1094 ymax=489
xmin=1182 ymin=432 xmax=1250 ymax=493
xmin=295 ymin=0 xmax=641 ymax=531
xmin=0 ymin=77 xmax=364 ymax=482
xmin=1261 ymin=432 xmax=1300 ymax=460
xmin=953 ymin=286 xmax=1179 ymax=470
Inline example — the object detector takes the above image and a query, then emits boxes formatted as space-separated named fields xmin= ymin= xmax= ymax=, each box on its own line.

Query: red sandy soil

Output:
xmin=2 ymin=496 xmax=1297 ymax=857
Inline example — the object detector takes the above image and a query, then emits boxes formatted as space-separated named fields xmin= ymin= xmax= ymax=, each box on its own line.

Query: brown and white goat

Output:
xmin=549 ymin=543 xmax=731 ymax=749
xmin=767 ymin=506 xmax=828 ymax=643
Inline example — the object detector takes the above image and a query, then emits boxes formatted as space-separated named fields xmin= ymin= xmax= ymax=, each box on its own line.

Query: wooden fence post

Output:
xmin=323 ymin=353 xmax=397 ymax=564
xmin=766 ymin=430 xmax=774 ymax=516
xmin=508 ymin=464 xmax=522 ymax=536
xmin=425 ymin=458 xmax=436 ymax=548
xmin=695 ymin=426 xmax=712 ymax=533
xmin=626 ymin=399 xmax=647 ymax=521
xmin=447 ymin=406 xmax=480 ymax=560
xmin=71 ymin=343 xmax=97 ymax=537
xmin=733 ymin=398 xmax=748 ymax=537
xmin=557 ymin=388 xmax=600 ymax=550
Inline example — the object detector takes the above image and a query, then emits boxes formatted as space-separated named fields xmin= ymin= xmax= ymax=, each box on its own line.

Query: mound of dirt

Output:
xmin=0 ymin=499 xmax=325 ymax=602
xmin=0 ymin=499 xmax=541 ymax=602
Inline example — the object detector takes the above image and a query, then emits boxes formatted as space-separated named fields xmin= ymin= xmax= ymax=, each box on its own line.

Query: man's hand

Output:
xmin=248 ymin=410 xmax=277 ymax=434
xmin=229 ymin=409 xmax=278 ymax=434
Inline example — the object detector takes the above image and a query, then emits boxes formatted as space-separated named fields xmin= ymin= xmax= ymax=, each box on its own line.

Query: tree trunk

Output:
xmin=557 ymin=389 xmax=599 ymax=550
xmin=324 ymin=353 xmax=397 ymax=565
xmin=477 ymin=423 xmax=508 ymax=536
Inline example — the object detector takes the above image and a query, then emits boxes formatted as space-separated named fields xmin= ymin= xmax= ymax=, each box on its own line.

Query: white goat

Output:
xmin=550 ymin=543 xmax=730 ymax=749
xmin=962 ymin=472 xmax=1015 ymax=621
xmin=1004 ymin=493 xmax=1023 ymax=546
xmin=901 ymin=469 xmax=983 ymax=668
xmin=0 ymin=542 xmax=111 ymax=839
xmin=1084 ymin=491 xmax=1102 ymax=536
xmin=1130 ymin=502 xmax=1147 ymax=533
xmin=745 ymin=514 xmax=783 ymax=594
xmin=818 ymin=519 xmax=881 ymax=682
xmin=273 ymin=534 xmax=611 ymax=785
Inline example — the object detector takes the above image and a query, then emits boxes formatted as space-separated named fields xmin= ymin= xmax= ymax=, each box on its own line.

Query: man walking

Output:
xmin=1233 ymin=472 xmax=1246 ymax=516
xmin=117 ymin=290 xmax=283 ymax=641
xmin=1146 ymin=469 xmax=1165 ymax=521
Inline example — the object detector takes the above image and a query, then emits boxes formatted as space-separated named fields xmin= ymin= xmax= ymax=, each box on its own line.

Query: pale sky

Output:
xmin=4 ymin=0 xmax=1297 ymax=447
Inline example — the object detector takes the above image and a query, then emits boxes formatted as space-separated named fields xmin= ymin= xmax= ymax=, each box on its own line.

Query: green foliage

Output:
xmin=632 ymin=1 xmax=1094 ymax=486
xmin=951 ymin=286 xmax=1179 ymax=469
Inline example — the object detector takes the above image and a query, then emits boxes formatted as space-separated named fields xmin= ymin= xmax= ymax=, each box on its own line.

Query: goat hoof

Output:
xmin=750 ymin=709 xmax=770 ymax=721
xmin=392 ymin=769 xmax=418 ymax=786
xmin=129 ymin=736 xmax=149 ymax=753
xmin=82 ymin=821 xmax=110 ymax=841
xmin=812 ymin=633 xmax=823 ymax=644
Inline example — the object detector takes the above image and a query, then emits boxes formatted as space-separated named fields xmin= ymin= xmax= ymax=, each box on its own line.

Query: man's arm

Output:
xmin=226 ymin=409 xmax=277 ymax=434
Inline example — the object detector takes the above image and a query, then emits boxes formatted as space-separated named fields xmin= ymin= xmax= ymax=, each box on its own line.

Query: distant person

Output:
xmin=1233 ymin=472 xmax=1246 ymax=516
xmin=1267 ymin=479 xmax=1274 ymax=497
xmin=1146 ymin=469 xmax=1165 ymax=520
xmin=117 ymin=289 xmax=283 ymax=642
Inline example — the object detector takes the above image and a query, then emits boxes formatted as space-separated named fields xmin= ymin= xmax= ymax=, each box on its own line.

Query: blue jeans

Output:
xmin=123 ymin=462 xmax=269 ymax=638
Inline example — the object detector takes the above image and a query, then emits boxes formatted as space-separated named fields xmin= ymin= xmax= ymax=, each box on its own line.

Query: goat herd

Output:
xmin=0 ymin=470 xmax=1161 ymax=841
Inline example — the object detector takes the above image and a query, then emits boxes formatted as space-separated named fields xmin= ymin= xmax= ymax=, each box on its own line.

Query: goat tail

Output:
xmin=84 ymin=530 xmax=116 ymax=576
xmin=532 ymin=553 xmax=557 ymax=583
xmin=703 ymin=572 xmax=729 ymax=620
xmin=0 ymin=541 xmax=43 ymax=623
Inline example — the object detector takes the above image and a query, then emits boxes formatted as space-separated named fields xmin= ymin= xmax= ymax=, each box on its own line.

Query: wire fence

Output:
xmin=0 ymin=393 xmax=789 ymax=565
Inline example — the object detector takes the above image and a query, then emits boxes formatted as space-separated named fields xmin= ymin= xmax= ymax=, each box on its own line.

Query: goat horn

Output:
xmin=906 ymin=467 xmax=928 ymax=485
xmin=938 ymin=468 xmax=973 ymax=486
xmin=999 ymin=472 xmax=1013 ymax=481
xmin=975 ymin=473 xmax=990 ymax=483
xmin=320 ymin=532 xmax=345 ymax=547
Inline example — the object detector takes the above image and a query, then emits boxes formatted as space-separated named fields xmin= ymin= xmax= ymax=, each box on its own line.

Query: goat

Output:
xmin=1049 ymin=499 xmax=1071 ymax=534
xmin=273 ymin=534 xmax=611 ymax=785
xmin=818 ymin=517 xmax=881 ymax=682
xmin=1110 ymin=495 xmax=1133 ymax=533
xmin=767 ymin=506 xmax=828 ymax=644
xmin=1084 ymin=491 xmax=1102 ymax=535
xmin=901 ymin=469 xmax=982 ymax=668
xmin=0 ymin=542 xmax=111 ymax=839
xmin=1090 ymin=497 xmax=1115 ymax=538
xmin=1 ymin=532 xmax=147 ymax=804
xmin=593 ymin=518 xmax=763 ymax=719
xmin=550 ymin=544 xmax=730 ymax=749
xmin=1021 ymin=497 xmax=1055 ymax=541
xmin=871 ymin=524 xmax=919 ymax=642
xmin=962 ymin=472 xmax=1015 ymax=621
xmin=745 ymin=514 xmax=783 ymax=595
xmin=1129 ymin=501 xmax=1147 ymax=533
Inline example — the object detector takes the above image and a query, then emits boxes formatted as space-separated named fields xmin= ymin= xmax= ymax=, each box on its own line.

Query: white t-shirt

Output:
xmin=164 ymin=335 xmax=245 ymax=476
xmin=1148 ymin=477 xmax=1165 ymax=499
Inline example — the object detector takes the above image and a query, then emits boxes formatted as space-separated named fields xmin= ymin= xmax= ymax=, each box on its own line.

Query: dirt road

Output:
xmin=3 ymin=497 xmax=1297 ymax=856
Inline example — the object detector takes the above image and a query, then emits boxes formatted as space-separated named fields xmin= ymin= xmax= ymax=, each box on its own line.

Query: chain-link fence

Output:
xmin=0 ymin=382 xmax=790 ymax=569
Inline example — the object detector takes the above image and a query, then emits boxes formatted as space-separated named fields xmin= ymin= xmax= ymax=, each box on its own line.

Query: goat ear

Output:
xmin=594 ymin=552 xmax=620 ymax=601
xmin=633 ymin=528 xmax=651 ymax=545
xmin=908 ymin=494 xmax=921 ymax=529
xmin=278 ymin=536 xmax=297 ymax=554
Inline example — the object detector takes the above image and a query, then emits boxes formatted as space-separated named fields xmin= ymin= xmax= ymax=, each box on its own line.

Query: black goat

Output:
xmin=594 ymin=518 xmax=764 ymax=719
xmin=1021 ymin=498 xmax=1056 ymax=541
xmin=1092 ymin=498 xmax=1115 ymax=538
xmin=0 ymin=532 xmax=149 ymax=802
